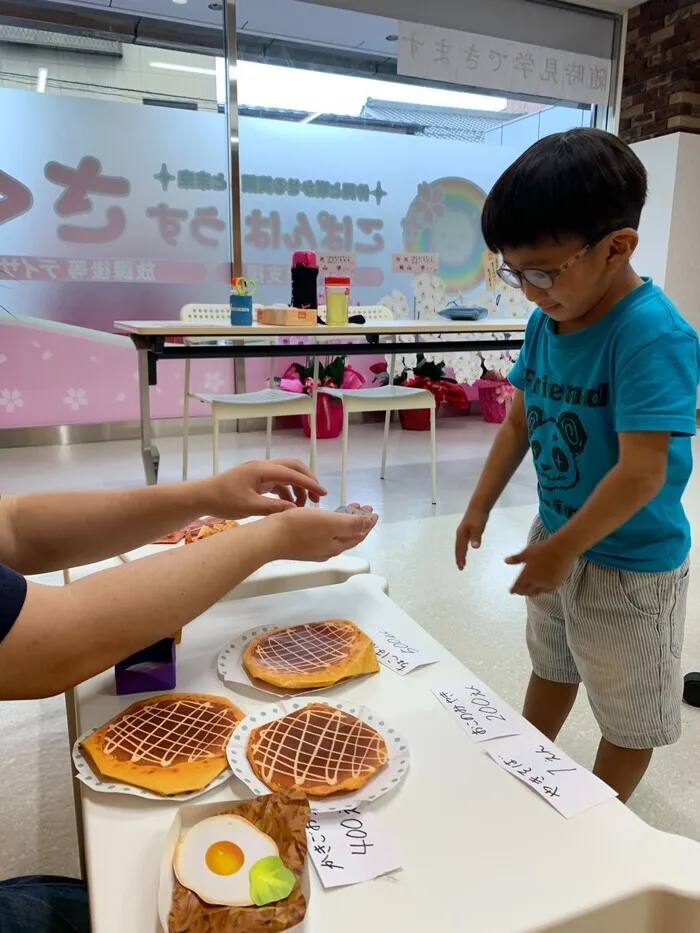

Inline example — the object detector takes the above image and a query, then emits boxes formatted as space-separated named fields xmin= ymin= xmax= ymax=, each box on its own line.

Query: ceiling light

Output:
xmin=172 ymin=0 xmax=188 ymax=5
xmin=36 ymin=67 xmax=48 ymax=93
xmin=150 ymin=61 xmax=216 ymax=76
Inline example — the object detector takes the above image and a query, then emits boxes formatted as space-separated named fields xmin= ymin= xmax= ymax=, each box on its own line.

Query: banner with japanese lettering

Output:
xmin=398 ymin=22 xmax=612 ymax=108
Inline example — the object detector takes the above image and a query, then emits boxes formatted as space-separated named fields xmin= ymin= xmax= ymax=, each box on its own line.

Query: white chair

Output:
xmin=179 ymin=303 xmax=317 ymax=478
xmin=317 ymin=305 xmax=437 ymax=506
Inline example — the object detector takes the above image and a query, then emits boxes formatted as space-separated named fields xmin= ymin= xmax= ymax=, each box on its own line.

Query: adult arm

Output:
xmin=0 ymin=507 xmax=376 ymax=700
xmin=0 ymin=459 xmax=326 ymax=575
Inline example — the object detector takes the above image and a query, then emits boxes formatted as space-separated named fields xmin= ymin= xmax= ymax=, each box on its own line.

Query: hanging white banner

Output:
xmin=398 ymin=21 xmax=611 ymax=108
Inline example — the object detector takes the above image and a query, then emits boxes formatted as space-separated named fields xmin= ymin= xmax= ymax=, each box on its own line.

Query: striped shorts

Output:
xmin=526 ymin=516 xmax=689 ymax=749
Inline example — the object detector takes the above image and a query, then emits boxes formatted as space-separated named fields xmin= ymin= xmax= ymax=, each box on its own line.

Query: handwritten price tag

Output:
xmin=366 ymin=627 xmax=439 ymax=676
xmin=487 ymin=736 xmax=617 ymax=819
xmin=433 ymin=678 xmax=522 ymax=742
xmin=392 ymin=252 xmax=438 ymax=274
xmin=307 ymin=809 xmax=401 ymax=888
xmin=319 ymin=253 xmax=356 ymax=275
xmin=482 ymin=250 xmax=500 ymax=292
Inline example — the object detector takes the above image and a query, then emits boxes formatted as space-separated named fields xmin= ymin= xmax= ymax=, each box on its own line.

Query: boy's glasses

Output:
xmin=497 ymin=227 xmax=618 ymax=291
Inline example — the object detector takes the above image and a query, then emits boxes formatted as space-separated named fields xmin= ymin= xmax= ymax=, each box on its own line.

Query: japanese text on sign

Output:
xmin=487 ymin=736 xmax=618 ymax=818
xmin=392 ymin=252 xmax=439 ymax=274
xmin=398 ymin=21 xmax=612 ymax=108
xmin=366 ymin=627 xmax=439 ymax=676
xmin=319 ymin=253 xmax=357 ymax=275
xmin=307 ymin=809 xmax=401 ymax=888
xmin=433 ymin=679 xmax=522 ymax=742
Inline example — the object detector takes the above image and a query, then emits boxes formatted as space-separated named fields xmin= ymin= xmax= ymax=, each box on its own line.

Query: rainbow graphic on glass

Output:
xmin=401 ymin=177 xmax=487 ymax=294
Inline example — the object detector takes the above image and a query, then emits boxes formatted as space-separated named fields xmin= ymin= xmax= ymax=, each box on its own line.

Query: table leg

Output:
xmin=137 ymin=347 xmax=160 ymax=485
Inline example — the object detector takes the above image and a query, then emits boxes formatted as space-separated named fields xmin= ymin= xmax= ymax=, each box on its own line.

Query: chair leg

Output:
xmin=212 ymin=409 xmax=220 ymax=476
xmin=340 ymin=407 xmax=349 ymax=506
xmin=430 ymin=404 xmax=437 ymax=505
xmin=380 ymin=409 xmax=391 ymax=480
xmin=309 ymin=404 xmax=318 ymax=478
xmin=265 ymin=416 xmax=272 ymax=460
xmin=182 ymin=359 xmax=191 ymax=481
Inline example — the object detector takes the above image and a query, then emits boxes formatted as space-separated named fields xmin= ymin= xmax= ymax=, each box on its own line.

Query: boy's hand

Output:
xmin=201 ymin=459 xmax=327 ymax=518
xmin=265 ymin=506 xmax=378 ymax=562
xmin=505 ymin=540 xmax=574 ymax=596
xmin=455 ymin=506 xmax=489 ymax=570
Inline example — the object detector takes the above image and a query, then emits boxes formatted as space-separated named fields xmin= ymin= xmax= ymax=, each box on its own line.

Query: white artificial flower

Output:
xmin=0 ymin=388 xmax=23 ymax=413
xmin=63 ymin=388 xmax=88 ymax=411
xmin=451 ymin=352 xmax=483 ymax=386
xmin=481 ymin=350 xmax=508 ymax=373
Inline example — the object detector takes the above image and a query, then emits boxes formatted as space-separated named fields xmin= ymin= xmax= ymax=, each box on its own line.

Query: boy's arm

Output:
xmin=0 ymin=459 xmax=325 ymax=575
xmin=507 ymin=431 xmax=669 ymax=595
xmin=455 ymin=390 xmax=529 ymax=569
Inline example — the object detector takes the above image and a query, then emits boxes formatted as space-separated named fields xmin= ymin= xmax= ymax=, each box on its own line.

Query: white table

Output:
xmin=75 ymin=576 xmax=700 ymax=933
xmin=114 ymin=318 xmax=526 ymax=485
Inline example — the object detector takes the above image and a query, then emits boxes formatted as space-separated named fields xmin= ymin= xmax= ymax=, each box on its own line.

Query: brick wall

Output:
xmin=620 ymin=0 xmax=700 ymax=143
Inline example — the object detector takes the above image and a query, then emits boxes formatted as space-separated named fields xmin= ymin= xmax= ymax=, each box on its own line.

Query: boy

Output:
xmin=455 ymin=128 xmax=700 ymax=802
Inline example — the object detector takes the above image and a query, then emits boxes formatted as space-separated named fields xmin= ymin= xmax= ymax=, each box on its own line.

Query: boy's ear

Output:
xmin=605 ymin=228 xmax=638 ymax=267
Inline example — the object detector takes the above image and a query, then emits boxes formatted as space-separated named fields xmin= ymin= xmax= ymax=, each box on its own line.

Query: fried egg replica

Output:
xmin=174 ymin=814 xmax=296 ymax=908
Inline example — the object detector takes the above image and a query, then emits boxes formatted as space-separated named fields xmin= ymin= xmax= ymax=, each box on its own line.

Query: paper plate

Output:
xmin=72 ymin=729 xmax=233 ymax=802
xmin=217 ymin=622 xmax=376 ymax=699
xmin=226 ymin=697 xmax=410 ymax=813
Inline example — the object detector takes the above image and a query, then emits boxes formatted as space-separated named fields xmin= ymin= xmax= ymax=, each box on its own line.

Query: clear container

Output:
xmin=324 ymin=276 xmax=350 ymax=326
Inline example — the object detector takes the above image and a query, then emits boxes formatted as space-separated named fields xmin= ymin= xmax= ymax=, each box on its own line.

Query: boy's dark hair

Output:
xmin=481 ymin=128 xmax=648 ymax=252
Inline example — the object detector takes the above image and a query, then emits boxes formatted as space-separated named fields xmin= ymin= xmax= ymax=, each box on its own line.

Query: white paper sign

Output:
xmin=398 ymin=21 xmax=612 ymax=108
xmin=487 ymin=736 xmax=617 ymax=818
xmin=366 ymin=626 xmax=439 ymax=676
xmin=392 ymin=252 xmax=439 ymax=274
xmin=307 ymin=808 xmax=401 ymax=888
xmin=319 ymin=253 xmax=357 ymax=275
xmin=433 ymin=679 xmax=522 ymax=742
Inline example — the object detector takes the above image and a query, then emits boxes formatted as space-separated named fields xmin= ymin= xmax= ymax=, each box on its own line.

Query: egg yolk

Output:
xmin=205 ymin=841 xmax=245 ymax=876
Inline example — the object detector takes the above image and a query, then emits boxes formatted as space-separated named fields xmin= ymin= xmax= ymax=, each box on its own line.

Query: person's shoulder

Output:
xmin=618 ymin=281 xmax=697 ymax=347
xmin=523 ymin=308 xmax=547 ymax=340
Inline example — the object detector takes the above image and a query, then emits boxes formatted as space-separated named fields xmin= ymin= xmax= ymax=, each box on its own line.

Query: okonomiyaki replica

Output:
xmin=242 ymin=619 xmax=379 ymax=690
xmin=167 ymin=792 xmax=309 ymax=933
xmin=80 ymin=693 xmax=245 ymax=795
xmin=184 ymin=517 xmax=239 ymax=544
xmin=246 ymin=702 xmax=388 ymax=796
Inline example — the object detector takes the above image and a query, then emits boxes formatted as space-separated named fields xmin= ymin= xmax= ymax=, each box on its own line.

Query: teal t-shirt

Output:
xmin=509 ymin=278 xmax=700 ymax=572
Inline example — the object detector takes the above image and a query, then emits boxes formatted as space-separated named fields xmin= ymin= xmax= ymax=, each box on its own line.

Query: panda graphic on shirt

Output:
xmin=526 ymin=406 xmax=588 ymax=492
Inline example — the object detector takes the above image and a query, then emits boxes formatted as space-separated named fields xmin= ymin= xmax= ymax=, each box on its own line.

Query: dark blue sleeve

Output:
xmin=0 ymin=562 xmax=27 ymax=644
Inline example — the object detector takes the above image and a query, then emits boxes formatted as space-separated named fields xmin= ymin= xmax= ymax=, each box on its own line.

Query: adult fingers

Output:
xmin=265 ymin=460 xmax=327 ymax=497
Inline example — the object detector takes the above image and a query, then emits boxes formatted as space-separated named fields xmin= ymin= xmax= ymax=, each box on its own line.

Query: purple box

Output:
xmin=114 ymin=638 xmax=176 ymax=696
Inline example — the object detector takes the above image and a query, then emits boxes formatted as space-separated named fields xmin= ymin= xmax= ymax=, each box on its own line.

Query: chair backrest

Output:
xmin=317 ymin=304 xmax=393 ymax=323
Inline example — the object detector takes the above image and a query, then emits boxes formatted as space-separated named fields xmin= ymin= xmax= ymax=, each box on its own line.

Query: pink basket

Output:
xmin=478 ymin=383 xmax=511 ymax=424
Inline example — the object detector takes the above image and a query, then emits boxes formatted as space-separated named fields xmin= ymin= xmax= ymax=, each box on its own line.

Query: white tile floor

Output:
xmin=2 ymin=417 xmax=700 ymax=880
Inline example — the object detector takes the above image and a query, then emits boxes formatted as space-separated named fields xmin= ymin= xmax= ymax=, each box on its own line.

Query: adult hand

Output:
xmin=267 ymin=506 xmax=378 ymax=562
xmin=505 ymin=540 xmax=573 ymax=597
xmin=455 ymin=506 xmax=489 ymax=570
xmin=201 ymin=459 xmax=327 ymax=518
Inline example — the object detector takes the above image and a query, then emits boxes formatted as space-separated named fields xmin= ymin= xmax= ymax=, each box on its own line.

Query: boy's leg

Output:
xmin=522 ymin=517 xmax=582 ymax=739
xmin=522 ymin=672 xmax=579 ymax=741
xmin=568 ymin=557 xmax=688 ymax=802
xmin=592 ymin=740 xmax=652 ymax=803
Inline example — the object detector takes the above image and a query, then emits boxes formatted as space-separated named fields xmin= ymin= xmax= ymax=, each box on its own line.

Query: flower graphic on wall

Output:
xmin=204 ymin=370 xmax=225 ymax=392
xmin=0 ymin=389 xmax=23 ymax=413
xmin=401 ymin=177 xmax=487 ymax=295
xmin=63 ymin=387 xmax=88 ymax=411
